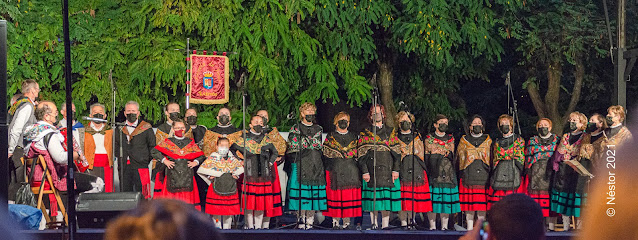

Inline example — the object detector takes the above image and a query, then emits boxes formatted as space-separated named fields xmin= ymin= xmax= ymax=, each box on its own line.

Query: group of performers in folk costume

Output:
xmin=8 ymin=79 xmax=633 ymax=231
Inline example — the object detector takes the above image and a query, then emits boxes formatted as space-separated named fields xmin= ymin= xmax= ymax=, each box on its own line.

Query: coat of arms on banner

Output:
xmin=203 ymin=71 xmax=214 ymax=89
xmin=189 ymin=55 xmax=230 ymax=104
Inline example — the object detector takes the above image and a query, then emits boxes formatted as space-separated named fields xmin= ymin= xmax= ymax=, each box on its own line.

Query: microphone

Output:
xmin=370 ymin=73 xmax=379 ymax=97
xmin=82 ymin=116 xmax=108 ymax=123
xmin=286 ymin=112 xmax=295 ymax=120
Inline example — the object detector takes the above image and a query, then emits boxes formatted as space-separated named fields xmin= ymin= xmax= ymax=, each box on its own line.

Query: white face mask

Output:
xmin=218 ymin=147 xmax=229 ymax=156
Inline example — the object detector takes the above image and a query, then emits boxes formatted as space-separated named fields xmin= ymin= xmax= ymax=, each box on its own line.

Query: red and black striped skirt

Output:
xmin=239 ymin=162 xmax=282 ymax=217
xmin=323 ymin=171 xmax=362 ymax=218
xmin=487 ymin=177 xmax=524 ymax=209
xmin=205 ymin=184 xmax=241 ymax=216
xmin=400 ymin=171 xmax=433 ymax=212
xmin=155 ymin=176 xmax=201 ymax=210
xmin=458 ymin=179 xmax=489 ymax=211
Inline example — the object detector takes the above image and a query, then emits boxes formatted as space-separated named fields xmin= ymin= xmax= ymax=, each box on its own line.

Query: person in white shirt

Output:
xmin=23 ymin=101 xmax=103 ymax=218
xmin=84 ymin=103 xmax=115 ymax=192
xmin=7 ymin=80 xmax=39 ymax=201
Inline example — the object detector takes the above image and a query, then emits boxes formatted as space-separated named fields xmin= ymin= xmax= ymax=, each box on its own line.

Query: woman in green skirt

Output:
xmin=286 ymin=102 xmax=327 ymax=229
xmin=424 ymin=114 xmax=461 ymax=230
xmin=357 ymin=104 xmax=402 ymax=229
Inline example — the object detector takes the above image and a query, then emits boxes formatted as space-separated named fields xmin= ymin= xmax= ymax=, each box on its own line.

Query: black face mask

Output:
xmin=538 ymin=127 xmax=549 ymax=136
xmin=304 ymin=114 xmax=316 ymax=123
xmin=92 ymin=113 xmax=104 ymax=124
xmin=437 ymin=123 xmax=448 ymax=133
xmin=606 ymin=116 xmax=614 ymax=126
xmin=70 ymin=111 xmax=76 ymax=121
xmin=186 ymin=116 xmax=198 ymax=126
xmin=337 ymin=120 xmax=348 ymax=130
xmin=126 ymin=113 xmax=138 ymax=123
xmin=34 ymin=96 xmax=40 ymax=102
xmin=260 ymin=116 xmax=269 ymax=125
xmin=252 ymin=125 xmax=263 ymax=134
xmin=472 ymin=125 xmax=482 ymax=134
xmin=586 ymin=122 xmax=598 ymax=133
xmin=500 ymin=125 xmax=510 ymax=134
xmin=400 ymin=121 xmax=412 ymax=131
xmin=169 ymin=112 xmax=181 ymax=122
xmin=569 ymin=122 xmax=578 ymax=132
xmin=218 ymin=114 xmax=230 ymax=125
xmin=53 ymin=115 xmax=61 ymax=126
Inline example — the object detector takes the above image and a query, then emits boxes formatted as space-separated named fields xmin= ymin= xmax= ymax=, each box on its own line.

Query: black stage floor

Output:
xmin=21 ymin=229 xmax=576 ymax=240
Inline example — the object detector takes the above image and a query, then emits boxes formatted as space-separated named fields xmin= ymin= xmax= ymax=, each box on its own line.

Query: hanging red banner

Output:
xmin=189 ymin=54 xmax=230 ymax=104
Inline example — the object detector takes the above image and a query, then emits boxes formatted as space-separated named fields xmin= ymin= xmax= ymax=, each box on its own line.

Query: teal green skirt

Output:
xmin=430 ymin=185 xmax=461 ymax=214
xmin=361 ymin=179 xmax=402 ymax=212
xmin=550 ymin=190 xmax=585 ymax=217
xmin=287 ymin=163 xmax=327 ymax=211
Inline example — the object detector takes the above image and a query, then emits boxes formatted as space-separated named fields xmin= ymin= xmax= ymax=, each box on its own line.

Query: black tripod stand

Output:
xmin=367 ymin=78 xmax=385 ymax=230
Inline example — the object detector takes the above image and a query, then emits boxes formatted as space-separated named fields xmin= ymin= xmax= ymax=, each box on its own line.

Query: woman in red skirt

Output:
xmin=488 ymin=115 xmax=525 ymax=209
xmin=524 ymin=118 xmax=559 ymax=230
xmin=456 ymin=115 xmax=492 ymax=230
xmin=322 ymin=112 xmax=362 ymax=229
xmin=151 ymin=120 xmax=204 ymax=209
xmin=197 ymin=137 xmax=244 ymax=229
xmin=395 ymin=111 xmax=432 ymax=229
xmin=228 ymin=116 xmax=282 ymax=229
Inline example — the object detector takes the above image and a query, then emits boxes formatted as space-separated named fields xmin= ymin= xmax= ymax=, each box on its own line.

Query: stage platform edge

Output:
xmin=20 ymin=229 xmax=576 ymax=240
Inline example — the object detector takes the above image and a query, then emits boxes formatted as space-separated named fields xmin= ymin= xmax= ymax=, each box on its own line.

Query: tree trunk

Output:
xmin=526 ymin=81 xmax=547 ymax=119
xmin=545 ymin=60 xmax=565 ymax=134
xmin=378 ymin=57 xmax=397 ymax=128
xmin=562 ymin=57 xmax=584 ymax=124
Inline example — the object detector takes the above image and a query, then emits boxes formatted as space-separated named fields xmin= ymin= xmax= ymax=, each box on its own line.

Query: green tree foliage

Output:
xmin=2 ymin=0 xmax=524 ymax=130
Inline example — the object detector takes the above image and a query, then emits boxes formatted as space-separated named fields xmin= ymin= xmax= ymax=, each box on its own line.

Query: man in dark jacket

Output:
xmin=115 ymin=101 xmax=156 ymax=197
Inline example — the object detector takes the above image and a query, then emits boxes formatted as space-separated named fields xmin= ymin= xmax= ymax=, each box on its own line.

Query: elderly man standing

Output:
xmin=200 ymin=107 xmax=239 ymax=157
xmin=156 ymin=102 xmax=192 ymax=145
xmin=115 ymin=101 xmax=156 ymax=197
xmin=84 ymin=103 xmax=114 ymax=192
xmin=8 ymin=79 xmax=40 ymax=201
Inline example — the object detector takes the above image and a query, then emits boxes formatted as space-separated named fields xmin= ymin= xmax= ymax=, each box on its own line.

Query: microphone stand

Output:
xmin=371 ymin=84 xmax=379 ymax=230
xmin=274 ymin=122 xmax=304 ymax=230
xmin=506 ymin=71 xmax=521 ymax=198
xmin=240 ymin=87 xmax=249 ymax=229
xmin=386 ymin=104 xmax=422 ymax=230
xmin=505 ymin=72 xmax=522 ymax=135
xmin=109 ymin=69 xmax=122 ymax=192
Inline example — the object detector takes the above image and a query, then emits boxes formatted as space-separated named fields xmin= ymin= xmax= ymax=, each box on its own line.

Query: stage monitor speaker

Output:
xmin=76 ymin=192 xmax=143 ymax=228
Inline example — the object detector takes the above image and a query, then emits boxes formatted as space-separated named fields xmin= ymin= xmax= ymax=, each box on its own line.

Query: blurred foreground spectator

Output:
xmin=105 ymin=199 xmax=223 ymax=240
